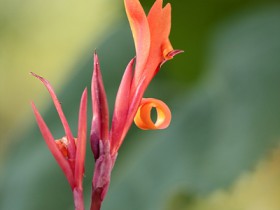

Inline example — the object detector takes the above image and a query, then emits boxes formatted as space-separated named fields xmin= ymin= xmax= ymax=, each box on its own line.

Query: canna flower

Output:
xmin=31 ymin=0 xmax=181 ymax=210
xmin=90 ymin=0 xmax=182 ymax=209
xmin=31 ymin=72 xmax=87 ymax=210
xmin=110 ymin=0 xmax=183 ymax=155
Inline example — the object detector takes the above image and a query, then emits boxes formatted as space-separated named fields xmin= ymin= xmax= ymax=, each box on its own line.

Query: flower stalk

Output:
xmin=31 ymin=0 xmax=182 ymax=209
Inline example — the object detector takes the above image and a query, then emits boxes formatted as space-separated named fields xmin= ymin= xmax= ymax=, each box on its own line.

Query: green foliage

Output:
xmin=1 ymin=1 xmax=280 ymax=210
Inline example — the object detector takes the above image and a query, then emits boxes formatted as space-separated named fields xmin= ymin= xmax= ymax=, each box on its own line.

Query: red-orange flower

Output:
xmin=31 ymin=1 xmax=182 ymax=210
xmin=90 ymin=1 xmax=182 ymax=208
xmin=109 ymin=0 xmax=183 ymax=155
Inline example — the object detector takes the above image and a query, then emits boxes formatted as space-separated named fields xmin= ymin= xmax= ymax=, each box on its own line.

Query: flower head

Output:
xmin=90 ymin=0 xmax=182 ymax=157
xmin=109 ymin=0 xmax=183 ymax=154
xmin=31 ymin=1 xmax=182 ymax=209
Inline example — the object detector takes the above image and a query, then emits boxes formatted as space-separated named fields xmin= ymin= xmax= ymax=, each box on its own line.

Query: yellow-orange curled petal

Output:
xmin=134 ymin=98 xmax=171 ymax=130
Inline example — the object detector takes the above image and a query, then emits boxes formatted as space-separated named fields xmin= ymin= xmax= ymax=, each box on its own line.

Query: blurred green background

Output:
xmin=1 ymin=0 xmax=280 ymax=209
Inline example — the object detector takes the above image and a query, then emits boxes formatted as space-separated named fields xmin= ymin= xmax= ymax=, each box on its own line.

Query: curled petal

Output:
xmin=134 ymin=98 xmax=171 ymax=130
xmin=162 ymin=40 xmax=174 ymax=60
xmin=160 ymin=49 xmax=184 ymax=68
xmin=164 ymin=49 xmax=184 ymax=60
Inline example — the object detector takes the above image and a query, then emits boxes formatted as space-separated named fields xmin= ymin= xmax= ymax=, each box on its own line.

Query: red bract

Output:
xmin=31 ymin=72 xmax=87 ymax=210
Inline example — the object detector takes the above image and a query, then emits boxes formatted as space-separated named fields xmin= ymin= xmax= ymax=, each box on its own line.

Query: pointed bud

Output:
xmin=91 ymin=53 xmax=109 ymax=160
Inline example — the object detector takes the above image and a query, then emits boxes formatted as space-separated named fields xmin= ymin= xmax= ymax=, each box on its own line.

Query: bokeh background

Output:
xmin=1 ymin=0 xmax=280 ymax=209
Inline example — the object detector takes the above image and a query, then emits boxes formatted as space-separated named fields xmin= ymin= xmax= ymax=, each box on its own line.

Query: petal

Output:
xmin=30 ymin=72 xmax=76 ymax=159
xmin=131 ymin=1 xmax=175 ymax=93
xmin=143 ymin=1 xmax=173 ymax=76
xmin=91 ymin=53 xmax=109 ymax=159
xmin=134 ymin=98 xmax=171 ymax=130
xmin=110 ymin=74 xmax=147 ymax=154
xmin=124 ymin=0 xmax=150 ymax=86
xmin=31 ymin=102 xmax=74 ymax=188
xmin=149 ymin=1 xmax=172 ymax=55
xmin=75 ymin=88 xmax=87 ymax=189
xmin=110 ymin=58 xmax=135 ymax=155
xmin=148 ymin=0 xmax=171 ymax=48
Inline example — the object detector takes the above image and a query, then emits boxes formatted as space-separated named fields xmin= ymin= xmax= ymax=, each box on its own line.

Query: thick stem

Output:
xmin=90 ymin=188 xmax=102 ymax=210
xmin=73 ymin=187 xmax=85 ymax=210
xmin=90 ymin=156 xmax=114 ymax=210
xmin=90 ymin=160 xmax=112 ymax=210
xmin=90 ymin=141 xmax=117 ymax=210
